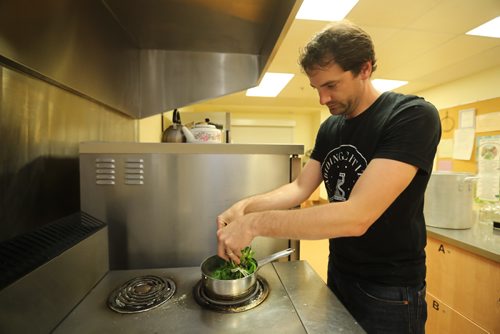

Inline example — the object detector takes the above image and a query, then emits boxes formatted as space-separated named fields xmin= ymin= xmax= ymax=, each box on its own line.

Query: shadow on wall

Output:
xmin=0 ymin=156 xmax=80 ymax=243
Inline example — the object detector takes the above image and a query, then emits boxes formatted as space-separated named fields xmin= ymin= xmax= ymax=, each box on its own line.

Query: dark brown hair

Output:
xmin=299 ymin=20 xmax=377 ymax=76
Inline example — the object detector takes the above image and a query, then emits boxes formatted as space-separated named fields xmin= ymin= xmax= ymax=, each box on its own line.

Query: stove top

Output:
xmin=53 ymin=261 xmax=365 ymax=334
xmin=107 ymin=275 xmax=176 ymax=313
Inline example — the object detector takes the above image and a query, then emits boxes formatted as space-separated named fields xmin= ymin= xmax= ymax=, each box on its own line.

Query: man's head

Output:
xmin=298 ymin=21 xmax=379 ymax=118
xmin=299 ymin=20 xmax=377 ymax=77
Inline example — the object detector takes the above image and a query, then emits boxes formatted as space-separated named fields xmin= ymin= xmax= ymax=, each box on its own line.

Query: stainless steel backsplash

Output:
xmin=0 ymin=65 xmax=136 ymax=243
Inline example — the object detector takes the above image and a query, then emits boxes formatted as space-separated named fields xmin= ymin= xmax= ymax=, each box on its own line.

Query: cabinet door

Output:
xmin=426 ymin=237 xmax=500 ymax=333
xmin=426 ymin=292 xmax=489 ymax=334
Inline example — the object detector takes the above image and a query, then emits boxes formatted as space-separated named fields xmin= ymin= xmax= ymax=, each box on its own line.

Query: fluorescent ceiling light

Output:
xmin=466 ymin=16 xmax=500 ymax=38
xmin=246 ymin=73 xmax=294 ymax=97
xmin=296 ymin=0 xmax=359 ymax=21
xmin=372 ymin=79 xmax=408 ymax=92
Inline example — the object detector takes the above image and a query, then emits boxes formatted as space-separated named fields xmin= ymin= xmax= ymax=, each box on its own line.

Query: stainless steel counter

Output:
xmin=80 ymin=142 xmax=304 ymax=155
xmin=427 ymin=222 xmax=500 ymax=263
xmin=53 ymin=261 xmax=364 ymax=333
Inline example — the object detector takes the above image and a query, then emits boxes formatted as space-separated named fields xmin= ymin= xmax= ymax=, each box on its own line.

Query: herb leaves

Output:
xmin=211 ymin=247 xmax=258 ymax=280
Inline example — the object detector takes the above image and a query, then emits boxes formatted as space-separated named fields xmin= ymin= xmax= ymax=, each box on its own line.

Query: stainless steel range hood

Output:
xmin=0 ymin=0 xmax=301 ymax=118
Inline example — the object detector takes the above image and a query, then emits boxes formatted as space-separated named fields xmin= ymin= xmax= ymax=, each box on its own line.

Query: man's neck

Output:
xmin=349 ymin=83 xmax=382 ymax=119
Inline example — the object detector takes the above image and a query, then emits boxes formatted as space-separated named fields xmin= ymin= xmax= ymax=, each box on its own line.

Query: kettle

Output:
xmin=184 ymin=119 xmax=222 ymax=143
xmin=161 ymin=109 xmax=186 ymax=143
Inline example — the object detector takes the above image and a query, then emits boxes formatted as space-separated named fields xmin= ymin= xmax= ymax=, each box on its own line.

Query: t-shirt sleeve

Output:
xmin=310 ymin=119 xmax=328 ymax=163
xmin=374 ymin=100 xmax=441 ymax=173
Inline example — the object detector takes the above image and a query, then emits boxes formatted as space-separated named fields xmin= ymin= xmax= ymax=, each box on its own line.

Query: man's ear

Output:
xmin=360 ymin=61 xmax=372 ymax=79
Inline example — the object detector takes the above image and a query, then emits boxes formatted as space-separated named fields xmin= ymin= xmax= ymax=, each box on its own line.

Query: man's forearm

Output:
xmin=240 ymin=182 xmax=310 ymax=214
xmin=247 ymin=200 xmax=371 ymax=241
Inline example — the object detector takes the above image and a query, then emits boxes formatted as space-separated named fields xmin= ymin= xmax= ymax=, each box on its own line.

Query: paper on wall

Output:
xmin=437 ymin=138 xmax=453 ymax=158
xmin=452 ymin=128 xmax=475 ymax=160
xmin=459 ymin=108 xmax=475 ymax=128
xmin=476 ymin=111 xmax=500 ymax=132
xmin=437 ymin=159 xmax=453 ymax=171
xmin=476 ymin=135 xmax=500 ymax=201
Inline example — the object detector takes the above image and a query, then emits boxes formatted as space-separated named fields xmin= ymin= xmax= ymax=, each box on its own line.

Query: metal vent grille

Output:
xmin=124 ymin=158 xmax=144 ymax=185
xmin=0 ymin=212 xmax=106 ymax=290
xmin=95 ymin=158 xmax=116 ymax=185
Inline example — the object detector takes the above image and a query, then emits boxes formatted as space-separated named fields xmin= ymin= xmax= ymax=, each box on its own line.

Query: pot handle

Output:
xmin=173 ymin=109 xmax=181 ymax=124
xmin=181 ymin=126 xmax=196 ymax=143
xmin=463 ymin=176 xmax=480 ymax=182
xmin=257 ymin=248 xmax=295 ymax=267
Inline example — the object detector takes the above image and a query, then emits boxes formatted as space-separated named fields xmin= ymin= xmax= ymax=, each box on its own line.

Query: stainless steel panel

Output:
xmin=0 ymin=0 xmax=301 ymax=118
xmin=139 ymin=50 xmax=259 ymax=114
xmin=0 ymin=227 xmax=109 ymax=334
xmin=79 ymin=142 xmax=304 ymax=155
xmin=0 ymin=0 xmax=140 ymax=116
xmin=81 ymin=150 xmax=296 ymax=269
xmin=102 ymin=0 xmax=297 ymax=53
xmin=0 ymin=65 xmax=135 ymax=243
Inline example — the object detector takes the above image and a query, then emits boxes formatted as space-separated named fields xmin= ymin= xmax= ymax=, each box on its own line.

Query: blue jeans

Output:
xmin=327 ymin=267 xmax=427 ymax=334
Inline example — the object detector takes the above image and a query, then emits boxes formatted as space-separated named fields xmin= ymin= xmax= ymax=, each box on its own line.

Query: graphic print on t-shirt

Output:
xmin=322 ymin=144 xmax=367 ymax=202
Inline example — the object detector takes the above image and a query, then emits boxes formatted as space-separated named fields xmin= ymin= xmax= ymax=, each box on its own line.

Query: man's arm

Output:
xmin=216 ymin=159 xmax=323 ymax=260
xmin=218 ymin=158 xmax=418 ymax=262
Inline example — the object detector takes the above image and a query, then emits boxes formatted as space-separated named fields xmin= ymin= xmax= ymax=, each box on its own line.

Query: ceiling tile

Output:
xmin=408 ymin=0 xmax=500 ymax=33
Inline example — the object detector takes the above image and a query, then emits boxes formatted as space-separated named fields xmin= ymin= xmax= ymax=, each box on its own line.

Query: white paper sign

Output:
xmin=459 ymin=108 xmax=475 ymax=128
xmin=476 ymin=136 xmax=500 ymax=201
xmin=437 ymin=138 xmax=453 ymax=158
xmin=476 ymin=112 xmax=500 ymax=132
xmin=452 ymin=128 xmax=475 ymax=160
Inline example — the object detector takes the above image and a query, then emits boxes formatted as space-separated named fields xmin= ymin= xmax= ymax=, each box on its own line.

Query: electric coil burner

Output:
xmin=107 ymin=275 xmax=176 ymax=313
xmin=193 ymin=276 xmax=269 ymax=313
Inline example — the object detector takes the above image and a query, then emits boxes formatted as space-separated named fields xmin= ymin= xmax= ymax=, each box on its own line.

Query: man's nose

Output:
xmin=318 ymin=91 xmax=331 ymax=105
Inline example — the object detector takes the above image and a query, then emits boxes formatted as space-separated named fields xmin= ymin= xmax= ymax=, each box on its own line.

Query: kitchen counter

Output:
xmin=53 ymin=261 xmax=364 ymax=334
xmin=426 ymin=222 xmax=500 ymax=262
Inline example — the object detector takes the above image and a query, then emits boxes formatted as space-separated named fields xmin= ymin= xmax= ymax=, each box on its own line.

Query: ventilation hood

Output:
xmin=0 ymin=0 xmax=301 ymax=118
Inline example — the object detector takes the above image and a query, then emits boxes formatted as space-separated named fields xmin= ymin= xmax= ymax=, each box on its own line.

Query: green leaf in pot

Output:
xmin=211 ymin=247 xmax=258 ymax=280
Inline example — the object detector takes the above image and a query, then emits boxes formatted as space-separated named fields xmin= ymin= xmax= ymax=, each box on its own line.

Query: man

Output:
xmin=217 ymin=20 xmax=441 ymax=333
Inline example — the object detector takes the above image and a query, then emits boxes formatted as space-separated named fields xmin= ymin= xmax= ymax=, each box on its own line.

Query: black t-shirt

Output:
xmin=310 ymin=91 xmax=441 ymax=286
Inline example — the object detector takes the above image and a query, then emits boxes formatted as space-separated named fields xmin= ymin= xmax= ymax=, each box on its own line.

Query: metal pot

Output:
xmin=201 ymin=248 xmax=294 ymax=299
xmin=424 ymin=172 xmax=477 ymax=229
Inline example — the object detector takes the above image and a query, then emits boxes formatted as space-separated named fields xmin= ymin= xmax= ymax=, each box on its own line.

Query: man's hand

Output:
xmin=216 ymin=211 xmax=257 ymax=264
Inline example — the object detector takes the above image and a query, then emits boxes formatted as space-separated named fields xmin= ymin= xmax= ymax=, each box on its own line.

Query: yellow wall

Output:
xmin=138 ymin=114 xmax=162 ymax=142
xmin=139 ymin=105 xmax=321 ymax=154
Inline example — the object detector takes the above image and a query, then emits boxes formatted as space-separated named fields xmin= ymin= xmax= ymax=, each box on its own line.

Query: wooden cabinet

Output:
xmin=426 ymin=291 xmax=489 ymax=333
xmin=426 ymin=237 xmax=500 ymax=333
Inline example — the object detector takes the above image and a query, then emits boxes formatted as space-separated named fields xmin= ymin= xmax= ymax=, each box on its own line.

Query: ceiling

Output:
xmin=197 ymin=0 xmax=500 ymax=112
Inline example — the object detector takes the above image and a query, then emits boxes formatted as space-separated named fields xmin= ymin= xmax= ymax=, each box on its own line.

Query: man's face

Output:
xmin=307 ymin=62 xmax=365 ymax=119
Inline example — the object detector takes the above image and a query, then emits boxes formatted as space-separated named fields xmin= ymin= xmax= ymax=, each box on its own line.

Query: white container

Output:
xmin=190 ymin=123 xmax=222 ymax=143
xmin=424 ymin=172 xmax=476 ymax=229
